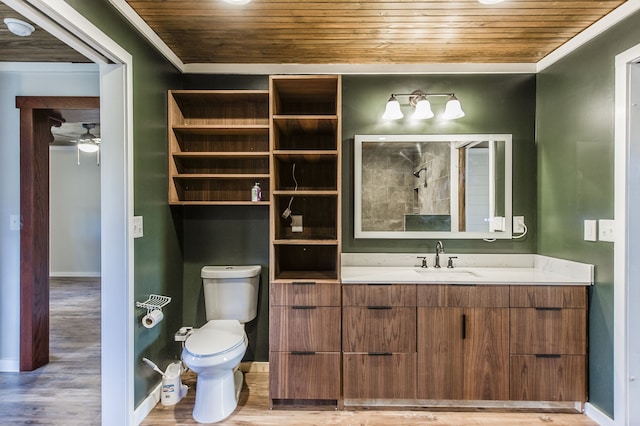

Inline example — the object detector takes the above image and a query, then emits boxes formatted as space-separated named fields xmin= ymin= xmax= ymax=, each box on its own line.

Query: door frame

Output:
xmin=5 ymin=0 xmax=135 ymax=424
xmin=613 ymin=43 xmax=640 ymax=426
xmin=17 ymin=96 xmax=100 ymax=372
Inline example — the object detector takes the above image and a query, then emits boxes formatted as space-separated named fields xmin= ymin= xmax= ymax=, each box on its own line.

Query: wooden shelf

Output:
xmin=273 ymin=239 xmax=339 ymax=245
xmin=269 ymin=76 xmax=342 ymax=405
xmin=172 ymin=125 xmax=270 ymax=135
xmin=168 ymin=90 xmax=270 ymax=205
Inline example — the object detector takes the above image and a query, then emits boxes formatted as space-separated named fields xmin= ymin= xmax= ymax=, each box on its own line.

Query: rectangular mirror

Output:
xmin=354 ymin=134 xmax=512 ymax=239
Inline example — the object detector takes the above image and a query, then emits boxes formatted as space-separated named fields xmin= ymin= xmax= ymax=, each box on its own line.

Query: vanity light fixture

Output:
xmin=383 ymin=90 xmax=465 ymax=121
xmin=3 ymin=18 xmax=35 ymax=37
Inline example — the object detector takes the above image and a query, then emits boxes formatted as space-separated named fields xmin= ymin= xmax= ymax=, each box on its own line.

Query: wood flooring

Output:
xmin=0 ymin=278 xmax=599 ymax=425
xmin=143 ymin=370 xmax=599 ymax=426
xmin=0 ymin=277 xmax=101 ymax=425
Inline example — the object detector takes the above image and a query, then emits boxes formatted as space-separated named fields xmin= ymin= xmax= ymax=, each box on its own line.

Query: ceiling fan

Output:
xmin=72 ymin=123 xmax=101 ymax=165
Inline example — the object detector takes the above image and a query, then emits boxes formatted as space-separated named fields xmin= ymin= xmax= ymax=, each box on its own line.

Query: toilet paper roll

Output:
xmin=142 ymin=309 xmax=164 ymax=329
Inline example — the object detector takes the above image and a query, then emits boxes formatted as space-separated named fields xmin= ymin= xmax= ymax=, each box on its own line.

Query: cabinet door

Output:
xmin=417 ymin=307 xmax=464 ymax=399
xmin=343 ymin=353 xmax=416 ymax=399
xmin=343 ymin=284 xmax=416 ymax=306
xmin=463 ymin=308 xmax=509 ymax=400
xmin=510 ymin=308 xmax=587 ymax=354
xmin=270 ymin=306 xmax=341 ymax=352
xmin=269 ymin=352 xmax=341 ymax=400
xmin=510 ymin=355 xmax=586 ymax=401
xmin=270 ymin=282 xmax=340 ymax=306
xmin=342 ymin=306 xmax=416 ymax=353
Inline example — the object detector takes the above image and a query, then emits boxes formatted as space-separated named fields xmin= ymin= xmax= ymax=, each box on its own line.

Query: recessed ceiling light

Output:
xmin=223 ymin=0 xmax=251 ymax=4
xmin=3 ymin=18 xmax=35 ymax=37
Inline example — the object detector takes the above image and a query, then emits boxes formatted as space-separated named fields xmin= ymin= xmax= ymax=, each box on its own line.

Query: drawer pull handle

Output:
xmin=292 ymin=281 xmax=316 ymax=286
xmin=366 ymin=283 xmax=392 ymax=286
xmin=291 ymin=351 xmax=316 ymax=355
xmin=462 ymin=314 xmax=467 ymax=339
xmin=535 ymin=354 xmax=562 ymax=358
xmin=535 ymin=307 xmax=562 ymax=311
xmin=368 ymin=352 xmax=392 ymax=356
xmin=292 ymin=306 xmax=316 ymax=310
xmin=367 ymin=306 xmax=392 ymax=310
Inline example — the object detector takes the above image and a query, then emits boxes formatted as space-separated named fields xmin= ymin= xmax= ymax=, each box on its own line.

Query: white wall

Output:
xmin=50 ymin=146 xmax=100 ymax=277
xmin=0 ymin=63 xmax=99 ymax=372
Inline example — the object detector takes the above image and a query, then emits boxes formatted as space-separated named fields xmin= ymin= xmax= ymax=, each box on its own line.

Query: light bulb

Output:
xmin=412 ymin=98 xmax=434 ymax=120
xmin=382 ymin=95 xmax=403 ymax=120
xmin=442 ymin=96 xmax=465 ymax=120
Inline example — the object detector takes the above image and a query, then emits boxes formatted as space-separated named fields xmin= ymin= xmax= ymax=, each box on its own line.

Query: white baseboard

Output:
xmin=50 ymin=272 xmax=101 ymax=278
xmin=0 ymin=358 xmax=19 ymax=372
xmin=134 ymin=382 xmax=161 ymax=425
xmin=585 ymin=402 xmax=614 ymax=426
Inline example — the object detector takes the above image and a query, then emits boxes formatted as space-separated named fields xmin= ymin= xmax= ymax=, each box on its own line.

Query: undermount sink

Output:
xmin=413 ymin=268 xmax=480 ymax=277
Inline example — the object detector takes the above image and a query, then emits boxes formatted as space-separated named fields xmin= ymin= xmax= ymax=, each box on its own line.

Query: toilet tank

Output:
xmin=201 ymin=265 xmax=261 ymax=323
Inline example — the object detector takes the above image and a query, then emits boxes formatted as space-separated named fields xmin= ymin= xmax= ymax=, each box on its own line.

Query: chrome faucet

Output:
xmin=434 ymin=241 xmax=445 ymax=268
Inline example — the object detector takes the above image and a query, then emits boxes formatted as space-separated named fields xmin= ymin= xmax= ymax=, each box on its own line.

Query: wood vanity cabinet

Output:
xmin=269 ymin=282 xmax=341 ymax=403
xmin=509 ymin=285 xmax=588 ymax=402
xmin=268 ymin=76 xmax=342 ymax=407
xmin=416 ymin=285 xmax=510 ymax=400
xmin=342 ymin=284 xmax=417 ymax=399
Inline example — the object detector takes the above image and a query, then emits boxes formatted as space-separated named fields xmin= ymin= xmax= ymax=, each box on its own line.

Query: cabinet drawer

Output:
xmin=417 ymin=284 xmax=509 ymax=307
xmin=269 ymin=351 xmax=341 ymax=400
xmin=510 ymin=355 xmax=586 ymax=402
xmin=343 ymin=353 xmax=416 ymax=399
xmin=270 ymin=282 xmax=340 ymax=306
xmin=342 ymin=284 xmax=416 ymax=306
xmin=510 ymin=286 xmax=587 ymax=308
xmin=342 ymin=307 xmax=416 ymax=352
xmin=270 ymin=306 xmax=341 ymax=352
xmin=510 ymin=308 xmax=587 ymax=354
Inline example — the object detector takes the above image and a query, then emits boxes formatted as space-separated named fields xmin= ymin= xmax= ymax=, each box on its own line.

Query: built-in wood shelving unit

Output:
xmin=168 ymin=90 xmax=270 ymax=205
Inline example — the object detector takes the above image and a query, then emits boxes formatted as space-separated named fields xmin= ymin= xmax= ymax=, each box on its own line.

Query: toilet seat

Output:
xmin=184 ymin=320 xmax=245 ymax=358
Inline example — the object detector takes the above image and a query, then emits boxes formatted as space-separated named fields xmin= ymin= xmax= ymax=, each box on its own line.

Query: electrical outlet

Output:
xmin=133 ymin=216 xmax=144 ymax=238
xmin=513 ymin=216 xmax=525 ymax=234
xmin=490 ymin=216 xmax=505 ymax=232
xmin=291 ymin=215 xmax=303 ymax=233
xmin=9 ymin=215 xmax=20 ymax=231
xmin=598 ymin=219 xmax=615 ymax=242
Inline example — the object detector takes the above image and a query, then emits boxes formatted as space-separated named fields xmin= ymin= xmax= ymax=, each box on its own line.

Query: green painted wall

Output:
xmin=342 ymin=74 xmax=537 ymax=254
xmin=179 ymin=74 xmax=536 ymax=363
xmin=64 ymin=0 xmax=184 ymax=406
xmin=181 ymin=75 xmax=271 ymax=362
xmin=536 ymin=10 xmax=640 ymax=417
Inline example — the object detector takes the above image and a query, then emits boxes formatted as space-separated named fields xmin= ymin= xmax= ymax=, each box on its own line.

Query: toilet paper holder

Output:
xmin=136 ymin=294 xmax=171 ymax=315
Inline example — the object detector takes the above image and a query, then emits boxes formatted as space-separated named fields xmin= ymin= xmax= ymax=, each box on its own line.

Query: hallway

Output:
xmin=0 ymin=277 xmax=101 ymax=425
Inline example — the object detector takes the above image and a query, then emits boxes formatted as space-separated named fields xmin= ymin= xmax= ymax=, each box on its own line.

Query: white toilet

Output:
xmin=181 ymin=265 xmax=261 ymax=424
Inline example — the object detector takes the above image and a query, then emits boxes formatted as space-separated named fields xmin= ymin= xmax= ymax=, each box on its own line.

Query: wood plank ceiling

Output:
xmin=0 ymin=4 xmax=91 ymax=63
xmin=124 ymin=0 xmax=627 ymax=64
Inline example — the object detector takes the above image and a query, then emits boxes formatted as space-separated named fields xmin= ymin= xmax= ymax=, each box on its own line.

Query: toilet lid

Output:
xmin=185 ymin=324 xmax=245 ymax=356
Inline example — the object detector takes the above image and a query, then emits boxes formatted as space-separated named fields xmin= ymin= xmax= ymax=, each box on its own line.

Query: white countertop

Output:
xmin=341 ymin=254 xmax=593 ymax=286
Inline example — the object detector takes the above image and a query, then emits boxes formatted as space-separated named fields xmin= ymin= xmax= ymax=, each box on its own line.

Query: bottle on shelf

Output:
xmin=251 ymin=182 xmax=262 ymax=202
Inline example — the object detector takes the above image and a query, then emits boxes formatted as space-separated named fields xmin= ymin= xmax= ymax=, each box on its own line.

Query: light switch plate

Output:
xmin=133 ymin=216 xmax=144 ymax=238
xmin=584 ymin=220 xmax=597 ymax=241
xmin=598 ymin=219 xmax=615 ymax=242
